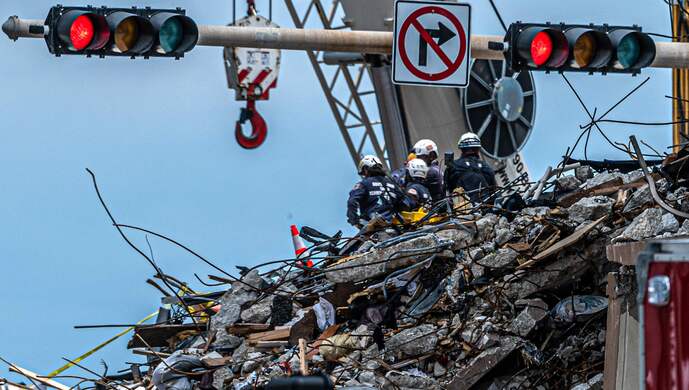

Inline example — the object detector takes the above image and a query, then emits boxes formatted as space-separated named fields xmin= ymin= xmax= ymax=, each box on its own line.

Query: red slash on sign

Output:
xmin=398 ymin=6 xmax=467 ymax=81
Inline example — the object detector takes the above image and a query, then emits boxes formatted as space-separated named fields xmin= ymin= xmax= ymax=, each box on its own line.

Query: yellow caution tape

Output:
xmin=47 ymin=310 xmax=159 ymax=378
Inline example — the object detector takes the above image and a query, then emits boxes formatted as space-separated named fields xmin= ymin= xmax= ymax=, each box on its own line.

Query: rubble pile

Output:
xmin=8 ymin=161 xmax=689 ymax=390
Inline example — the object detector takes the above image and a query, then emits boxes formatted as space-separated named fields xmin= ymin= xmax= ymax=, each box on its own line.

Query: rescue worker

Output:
xmin=445 ymin=132 xmax=497 ymax=204
xmin=347 ymin=155 xmax=406 ymax=229
xmin=412 ymin=139 xmax=444 ymax=202
xmin=391 ymin=151 xmax=417 ymax=187
xmin=405 ymin=158 xmax=432 ymax=210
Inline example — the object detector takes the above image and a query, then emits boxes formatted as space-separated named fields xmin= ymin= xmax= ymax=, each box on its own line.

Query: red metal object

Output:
xmin=235 ymin=99 xmax=267 ymax=149
xmin=639 ymin=240 xmax=689 ymax=390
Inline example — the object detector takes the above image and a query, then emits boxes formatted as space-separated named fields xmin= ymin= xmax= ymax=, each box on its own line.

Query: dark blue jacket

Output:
xmin=426 ymin=162 xmax=444 ymax=202
xmin=405 ymin=181 xmax=432 ymax=210
xmin=347 ymin=175 xmax=406 ymax=226
xmin=445 ymin=156 xmax=497 ymax=204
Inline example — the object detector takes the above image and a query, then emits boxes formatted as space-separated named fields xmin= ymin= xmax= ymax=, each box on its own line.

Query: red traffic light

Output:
xmin=515 ymin=27 xmax=569 ymax=69
xmin=57 ymin=10 xmax=109 ymax=51
xmin=507 ymin=23 xmax=657 ymax=74
xmin=530 ymin=31 xmax=552 ymax=66
xmin=45 ymin=6 xmax=199 ymax=58
xmin=70 ymin=15 xmax=93 ymax=50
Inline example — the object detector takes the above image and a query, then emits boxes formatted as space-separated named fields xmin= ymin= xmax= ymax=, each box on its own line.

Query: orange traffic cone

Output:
xmin=291 ymin=225 xmax=314 ymax=268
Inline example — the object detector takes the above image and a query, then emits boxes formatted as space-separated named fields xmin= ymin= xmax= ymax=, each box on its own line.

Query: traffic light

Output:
xmin=505 ymin=22 xmax=656 ymax=74
xmin=44 ymin=5 xmax=198 ymax=58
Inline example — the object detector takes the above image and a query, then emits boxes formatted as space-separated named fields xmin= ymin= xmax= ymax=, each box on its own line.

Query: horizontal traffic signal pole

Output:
xmin=1 ymin=15 xmax=503 ymax=60
xmin=3 ymin=15 xmax=689 ymax=68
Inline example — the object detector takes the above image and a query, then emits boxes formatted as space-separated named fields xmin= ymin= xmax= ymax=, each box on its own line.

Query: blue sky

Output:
xmin=0 ymin=0 xmax=672 ymax=383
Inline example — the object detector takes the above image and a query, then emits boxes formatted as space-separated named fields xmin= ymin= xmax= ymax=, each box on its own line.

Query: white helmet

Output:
xmin=413 ymin=139 xmax=438 ymax=157
xmin=358 ymin=155 xmax=383 ymax=174
xmin=406 ymin=158 xmax=429 ymax=179
xmin=458 ymin=132 xmax=482 ymax=150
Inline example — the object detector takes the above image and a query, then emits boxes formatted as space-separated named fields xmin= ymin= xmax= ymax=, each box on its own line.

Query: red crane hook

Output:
xmin=235 ymin=99 xmax=268 ymax=149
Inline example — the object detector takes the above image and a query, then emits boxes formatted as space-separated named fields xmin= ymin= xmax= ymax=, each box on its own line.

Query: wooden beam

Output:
xmin=8 ymin=365 xmax=69 ymax=390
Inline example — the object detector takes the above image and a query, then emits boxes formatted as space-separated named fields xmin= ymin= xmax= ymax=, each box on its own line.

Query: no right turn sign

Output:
xmin=392 ymin=0 xmax=471 ymax=87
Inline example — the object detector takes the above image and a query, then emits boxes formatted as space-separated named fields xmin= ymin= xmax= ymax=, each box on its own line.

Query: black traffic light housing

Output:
xmin=44 ymin=5 xmax=198 ymax=59
xmin=505 ymin=22 xmax=656 ymax=75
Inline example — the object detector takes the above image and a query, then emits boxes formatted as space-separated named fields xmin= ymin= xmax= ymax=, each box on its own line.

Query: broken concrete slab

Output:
xmin=479 ymin=248 xmax=519 ymax=269
xmin=615 ymin=207 xmax=680 ymax=241
xmin=383 ymin=371 xmax=441 ymax=390
xmin=575 ymin=166 xmax=594 ymax=182
xmin=556 ymin=175 xmax=582 ymax=192
xmin=240 ymin=297 xmax=273 ymax=324
xmin=508 ymin=299 xmax=548 ymax=337
xmin=448 ymin=336 xmax=521 ymax=390
xmin=326 ymin=233 xmax=454 ymax=283
xmin=385 ymin=324 xmax=438 ymax=358
xmin=622 ymin=184 xmax=652 ymax=214
xmin=568 ymin=196 xmax=613 ymax=223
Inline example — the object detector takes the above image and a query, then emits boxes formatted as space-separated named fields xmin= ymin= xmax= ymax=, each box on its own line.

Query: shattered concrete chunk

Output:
xmin=522 ymin=207 xmax=551 ymax=217
xmin=479 ymin=248 xmax=518 ymax=269
xmin=556 ymin=175 xmax=582 ymax=192
xmin=210 ymin=296 xmax=243 ymax=349
xmin=567 ymin=196 xmax=613 ymax=223
xmin=661 ymin=213 xmax=680 ymax=234
xmin=622 ymin=169 xmax=645 ymax=184
xmin=238 ymin=269 xmax=268 ymax=291
xmin=677 ymin=219 xmax=689 ymax=235
xmin=494 ymin=227 xmax=514 ymax=246
xmin=582 ymin=171 xmax=624 ymax=190
xmin=508 ymin=298 xmax=548 ymax=336
xmin=386 ymin=324 xmax=438 ymax=358
xmin=326 ymin=233 xmax=454 ymax=283
xmin=502 ymin=240 xmax=601 ymax=300
xmin=433 ymin=361 xmax=447 ymax=377
xmin=616 ymin=207 xmax=679 ymax=241
xmin=575 ymin=165 xmax=594 ymax=182
xmin=623 ymin=184 xmax=652 ymax=213
xmin=449 ymin=336 xmax=521 ymax=390
xmin=241 ymin=352 xmax=265 ymax=374
xmin=476 ymin=214 xmax=498 ymax=242
xmin=384 ymin=371 xmax=441 ymax=390
xmin=240 ymin=297 xmax=273 ymax=323
xmin=570 ymin=373 xmax=603 ymax=390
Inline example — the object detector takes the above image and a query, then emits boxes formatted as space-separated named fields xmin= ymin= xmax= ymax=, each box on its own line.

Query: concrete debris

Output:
xmin=556 ymin=175 xmax=582 ymax=192
xmin=574 ymin=165 xmax=594 ymax=182
xmin=622 ymin=184 xmax=653 ymax=213
xmin=568 ymin=196 xmax=613 ymax=223
xmin=385 ymin=324 xmax=438 ymax=358
xmin=570 ymin=373 xmax=604 ymax=390
xmin=48 ymin=165 xmax=689 ymax=390
xmin=582 ymin=171 xmax=625 ymax=189
xmin=508 ymin=299 xmax=548 ymax=336
xmin=615 ymin=207 xmax=680 ymax=242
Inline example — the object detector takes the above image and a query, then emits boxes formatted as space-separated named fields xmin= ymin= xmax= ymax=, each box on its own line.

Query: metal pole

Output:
xmin=4 ymin=16 xmax=689 ymax=68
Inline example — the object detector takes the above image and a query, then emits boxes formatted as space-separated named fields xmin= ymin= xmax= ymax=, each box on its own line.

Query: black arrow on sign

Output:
xmin=418 ymin=22 xmax=456 ymax=66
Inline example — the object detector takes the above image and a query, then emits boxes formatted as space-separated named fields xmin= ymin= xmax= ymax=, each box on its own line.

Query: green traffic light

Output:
xmin=159 ymin=17 xmax=183 ymax=53
xmin=617 ymin=34 xmax=641 ymax=69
